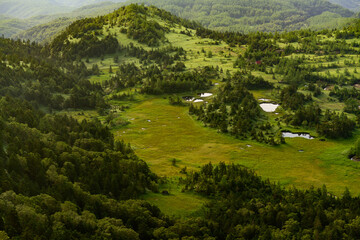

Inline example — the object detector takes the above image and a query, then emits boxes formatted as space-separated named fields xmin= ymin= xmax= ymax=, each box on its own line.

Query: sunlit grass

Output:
xmin=112 ymin=97 xmax=360 ymax=197
xmin=141 ymin=179 xmax=207 ymax=218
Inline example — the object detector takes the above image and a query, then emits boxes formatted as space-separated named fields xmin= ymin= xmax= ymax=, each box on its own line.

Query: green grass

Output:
xmin=58 ymin=109 xmax=99 ymax=122
xmin=85 ymin=53 xmax=139 ymax=71
xmin=166 ymin=29 xmax=240 ymax=73
xmin=113 ymin=97 xmax=360 ymax=197
xmin=88 ymin=67 xmax=117 ymax=84
xmin=141 ymin=179 xmax=207 ymax=218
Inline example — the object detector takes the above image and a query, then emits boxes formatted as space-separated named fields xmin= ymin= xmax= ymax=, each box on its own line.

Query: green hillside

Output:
xmin=129 ymin=0 xmax=355 ymax=32
xmin=0 ymin=1 xmax=130 ymax=39
xmin=0 ymin=16 xmax=34 ymax=37
xmin=0 ymin=1 xmax=126 ymax=39
xmin=3 ymin=0 xmax=358 ymax=42
xmin=13 ymin=17 xmax=79 ymax=43
xmin=3 ymin=4 xmax=360 ymax=239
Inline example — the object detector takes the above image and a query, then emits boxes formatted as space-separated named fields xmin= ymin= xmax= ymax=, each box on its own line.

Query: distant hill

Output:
xmin=0 ymin=17 xmax=34 ymax=37
xmin=128 ymin=0 xmax=355 ymax=32
xmin=0 ymin=0 xmax=72 ymax=19
xmin=50 ymin=3 xmax=200 ymax=57
xmin=12 ymin=2 xmax=128 ymax=42
xmin=53 ymin=0 xmax=107 ymax=8
xmin=13 ymin=17 xmax=78 ymax=43
xmin=3 ymin=0 xmax=357 ymax=42
xmin=2 ymin=1 xmax=126 ymax=40
xmin=0 ymin=0 xmax=126 ymax=19
xmin=329 ymin=0 xmax=360 ymax=11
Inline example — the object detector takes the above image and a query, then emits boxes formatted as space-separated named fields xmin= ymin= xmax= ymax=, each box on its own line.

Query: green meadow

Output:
xmin=72 ymin=18 xmax=360 ymax=217
xmin=103 ymin=95 xmax=360 ymax=216
xmin=112 ymin=97 xmax=360 ymax=194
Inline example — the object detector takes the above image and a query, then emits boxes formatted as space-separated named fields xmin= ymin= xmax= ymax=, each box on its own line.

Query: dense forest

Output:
xmin=0 ymin=37 xmax=107 ymax=111
xmin=2 ymin=3 xmax=360 ymax=239
xmin=130 ymin=0 xmax=355 ymax=32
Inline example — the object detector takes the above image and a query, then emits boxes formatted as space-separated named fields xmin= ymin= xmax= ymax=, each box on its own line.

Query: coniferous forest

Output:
xmin=3 ymin=2 xmax=360 ymax=239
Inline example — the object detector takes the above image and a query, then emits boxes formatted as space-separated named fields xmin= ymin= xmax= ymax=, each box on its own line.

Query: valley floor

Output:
xmin=104 ymin=96 xmax=360 ymax=215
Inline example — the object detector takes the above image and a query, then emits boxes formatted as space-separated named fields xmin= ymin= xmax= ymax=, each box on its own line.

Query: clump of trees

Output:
xmin=317 ymin=110 xmax=356 ymax=138
xmin=180 ymin=162 xmax=360 ymax=240
xmin=0 ymin=37 xmax=105 ymax=111
xmin=231 ymin=71 xmax=273 ymax=90
xmin=0 ymin=97 xmax=157 ymax=199
xmin=141 ymin=66 xmax=215 ymax=94
xmin=280 ymin=85 xmax=312 ymax=110
xmin=190 ymin=78 xmax=282 ymax=145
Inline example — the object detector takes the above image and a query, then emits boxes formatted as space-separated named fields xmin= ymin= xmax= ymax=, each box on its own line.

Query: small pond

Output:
xmin=198 ymin=93 xmax=213 ymax=97
xmin=282 ymin=131 xmax=314 ymax=139
xmin=258 ymin=98 xmax=271 ymax=102
xmin=260 ymin=103 xmax=279 ymax=112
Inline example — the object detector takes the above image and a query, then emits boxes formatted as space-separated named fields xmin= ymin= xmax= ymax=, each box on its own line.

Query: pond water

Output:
xmin=282 ymin=131 xmax=314 ymax=139
xmin=193 ymin=99 xmax=204 ymax=103
xmin=198 ymin=93 xmax=213 ymax=97
xmin=260 ymin=103 xmax=279 ymax=112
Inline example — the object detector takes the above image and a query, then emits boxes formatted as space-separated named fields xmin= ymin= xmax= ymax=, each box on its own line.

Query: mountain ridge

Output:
xmin=329 ymin=0 xmax=360 ymax=11
xmin=128 ymin=0 xmax=355 ymax=32
xmin=1 ymin=0 xmax=358 ymax=42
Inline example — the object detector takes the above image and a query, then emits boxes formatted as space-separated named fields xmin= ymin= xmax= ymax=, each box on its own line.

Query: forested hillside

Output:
xmin=3 ymin=3 xmax=360 ymax=239
xmin=329 ymin=0 xmax=360 ymax=11
xmin=130 ymin=0 xmax=355 ymax=32
xmin=0 ymin=1 xmax=126 ymax=39
xmin=0 ymin=15 xmax=35 ymax=38
xmin=0 ymin=0 xmax=125 ymax=19
xmin=2 ymin=0 xmax=358 ymax=42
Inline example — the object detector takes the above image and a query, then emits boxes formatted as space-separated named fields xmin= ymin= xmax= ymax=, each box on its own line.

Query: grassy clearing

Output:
xmin=141 ymin=179 xmax=207 ymax=218
xmin=113 ymin=97 xmax=360 ymax=197
xmin=88 ymin=66 xmax=118 ymax=84
xmin=58 ymin=109 xmax=99 ymax=122
xmin=85 ymin=53 xmax=139 ymax=71
xmin=166 ymin=30 xmax=239 ymax=73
